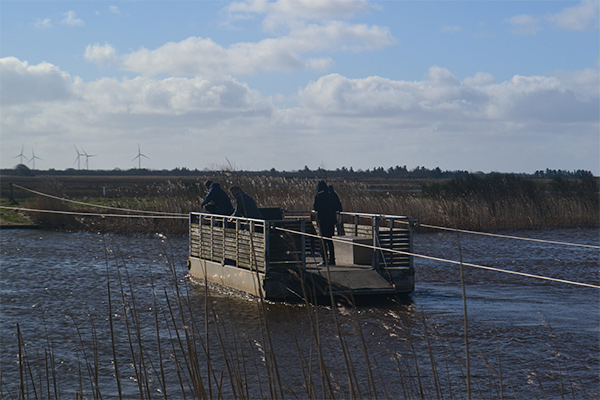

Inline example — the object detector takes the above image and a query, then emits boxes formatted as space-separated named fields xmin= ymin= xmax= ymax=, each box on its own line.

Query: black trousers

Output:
xmin=319 ymin=223 xmax=335 ymax=263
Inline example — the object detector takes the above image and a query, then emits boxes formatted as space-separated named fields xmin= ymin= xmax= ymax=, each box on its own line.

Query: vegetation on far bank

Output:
xmin=2 ymin=162 xmax=595 ymax=180
xmin=1 ymin=170 xmax=597 ymax=233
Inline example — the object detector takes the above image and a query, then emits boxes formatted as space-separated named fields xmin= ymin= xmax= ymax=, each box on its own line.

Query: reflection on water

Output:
xmin=1 ymin=228 xmax=598 ymax=398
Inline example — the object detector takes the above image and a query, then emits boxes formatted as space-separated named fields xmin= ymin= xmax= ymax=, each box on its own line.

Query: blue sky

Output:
xmin=1 ymin=0 xmax=598 ymax=173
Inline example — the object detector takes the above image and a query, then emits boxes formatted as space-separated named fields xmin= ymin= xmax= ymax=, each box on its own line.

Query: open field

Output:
xmin=1 ymin=173 xmax=598 ymax=233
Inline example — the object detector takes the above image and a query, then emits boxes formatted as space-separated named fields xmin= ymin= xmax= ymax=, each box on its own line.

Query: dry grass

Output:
xmin=7 ymin=175 xmax=598 ymax=233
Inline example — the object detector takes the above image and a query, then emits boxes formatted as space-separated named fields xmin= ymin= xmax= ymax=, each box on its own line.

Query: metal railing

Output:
xmin=337 ymin=212 xmax=414 ymax=270
xmin=189 ymin=212 xmax=306 ymax=274
xmin=286 ymin=210 xmax=415 ymax=271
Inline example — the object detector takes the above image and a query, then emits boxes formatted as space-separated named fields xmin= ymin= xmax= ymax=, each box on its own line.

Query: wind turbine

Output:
xmin=13 ymin=145 xmax=27 ymax=165
xmin=81 ymin=148 xmax=96 ymax=170
xmin=74 ymin=146 xmax=83 ymax=170
xmin=132 ymin=144 xmax=149 ymax=169
xmin=29 ymin=148 xmax=42 ymax=170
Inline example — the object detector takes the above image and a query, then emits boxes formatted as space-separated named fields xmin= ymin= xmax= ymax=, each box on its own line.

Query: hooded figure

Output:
xmin=230 ymin=186 xmax=263 ymax=219
xmin=200 ymin=180 xmax=234 ymax=215
xmin=313 ymin=180 xmax=340 ymax=265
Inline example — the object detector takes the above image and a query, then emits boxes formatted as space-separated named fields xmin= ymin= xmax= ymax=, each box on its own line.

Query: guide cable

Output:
xmin=272 ymin=226 xmax=600 ymax=290
xmin=0 ymin=206 xmax=187 ymax=219
xmin=11 ymin=184 xmax=187 ymax=216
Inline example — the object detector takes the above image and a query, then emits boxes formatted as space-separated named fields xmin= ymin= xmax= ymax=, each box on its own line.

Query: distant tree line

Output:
xmin=2 ymin=163 xmax=597 ymax=180
xmin=532 ymin=168 xmax=595 ymax=179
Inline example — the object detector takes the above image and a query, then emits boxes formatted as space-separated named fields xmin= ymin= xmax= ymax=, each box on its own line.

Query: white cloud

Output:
xmin=228 ymin=0 xmax=376 ymax=21
xmin=297 ymin=66 xmax=598 ymax=126
xmin=547 ymin=0 xmax=599 ymax=31
xmin=61 ymin=10 xmax=85 ymax=27
xmin=554 ymin=67 xmax=600 ymax=99
xmin=33 ymin=18 xmax=52 ymax=29
xmin=292 ymin=67 xmax=598 ymax=173
xmin=226 ymin=0 xmax=384 ymax=46
xmin=506 ymin=14 xmax=541 ymax=36
xmin=464 ymin=72 xmax=496 ymax=86
xmin=483 ymin=74 xmax=598 ymax=123
xmin=109 ymin=5 xmax=120 ymax=15
xmin=83 ymin=0 xmax=392 ymax=79
xmin=1 ymin=57 xmax=271 ymax=127
xmin=120 ymin=37 xmax=231 ymax=77
xmin=298 ymin=67 xmax=487 ymax=119
xmin=0 ymin=57 xmax=73 ymax=106
xmin=102 ymin=21 xmax=393 ymax=77
xmin=78 ymin=75 xmax=271 ymax=116
xmin=85 ymin=43 xmax=119 ymax=66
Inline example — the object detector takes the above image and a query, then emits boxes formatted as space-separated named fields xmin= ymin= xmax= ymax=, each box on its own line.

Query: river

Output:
xmin=1 ymin=228 xmax=598 ymax=399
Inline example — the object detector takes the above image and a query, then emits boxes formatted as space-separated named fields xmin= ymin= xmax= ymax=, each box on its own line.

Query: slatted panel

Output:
xmin=230 ymin=229 xmax=266 ymax=271
xmin=378 ymin=227 xmax=411 ymax=267
xmin=191 ymin=213 xmax=268 ymax=273
xmin=342 ymin=222 xmax=371 ymax=238
xmin=200 ymin=225 xmax=225 ymax=260
xmin=190 ymin=227 xmax=200 ymax=258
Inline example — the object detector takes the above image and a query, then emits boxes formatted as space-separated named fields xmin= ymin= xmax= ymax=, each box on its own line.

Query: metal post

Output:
xmin=372 ymin=217 xmax=380 ymax=270
xmin=236 ymin=218 xmax=241 ymax=267
xmin=9 ymin=182 xmax=17 ymax=205
xmin=300 ymin=220 xmax=306 ymax=270
xmin=264 ymin=222 xmax=270 ymax=273
xmin=209 ymin=215 xmax=214 ymax=261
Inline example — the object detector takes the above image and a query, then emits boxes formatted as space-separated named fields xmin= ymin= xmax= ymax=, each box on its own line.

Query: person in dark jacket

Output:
xmin=230 ymin=186 xmax=263 ymax=219
xmin=200 ymin=180 xmax=234 ymax=215
xmin=313 ymin=180 xmax=341 ymax=266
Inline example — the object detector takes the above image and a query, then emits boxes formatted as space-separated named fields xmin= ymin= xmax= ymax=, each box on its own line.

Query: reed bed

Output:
xmin=18 ymin=174 xmax=599 ymax=233
xmin=3 ymin=235 xmax=594 ymax=400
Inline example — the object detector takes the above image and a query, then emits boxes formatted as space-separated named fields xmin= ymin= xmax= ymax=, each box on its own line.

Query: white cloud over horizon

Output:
xmin=2 ymin=56 xmax=597 ymax=173
xmin=1 ymin=0 xmax=598 ymax=173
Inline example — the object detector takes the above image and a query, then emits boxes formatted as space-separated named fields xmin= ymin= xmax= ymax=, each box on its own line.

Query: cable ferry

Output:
xmin=188 ymin=209 xmax=416 ymax=302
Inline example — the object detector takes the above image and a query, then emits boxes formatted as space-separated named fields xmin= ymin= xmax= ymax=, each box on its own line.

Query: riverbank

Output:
xmin=2 ymin=174 xmax=597 ymax=233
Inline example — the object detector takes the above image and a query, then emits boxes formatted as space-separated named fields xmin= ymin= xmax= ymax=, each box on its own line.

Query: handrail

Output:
xmin=339 ymin=211 xmax=411 ymax=220
xmin=283 ymin=209 xmax=411 ymax=220
xmin=190 ymin=212 xmax=308 ymax=273
xmin=191 ymin=211 xmax=267 ymax=224
xmin=282 ymin=210 xmax=415 ymax=271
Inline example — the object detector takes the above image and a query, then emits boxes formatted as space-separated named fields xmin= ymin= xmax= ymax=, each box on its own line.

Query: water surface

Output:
xmin=1 ymin=228 xmax=598 ymax=398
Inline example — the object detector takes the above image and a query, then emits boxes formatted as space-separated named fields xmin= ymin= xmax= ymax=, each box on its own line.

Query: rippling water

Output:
xmin=1 ymin=228 xmax=598 ymax=399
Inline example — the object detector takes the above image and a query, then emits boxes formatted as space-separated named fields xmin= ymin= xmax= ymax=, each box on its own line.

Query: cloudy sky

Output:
xmin=1 ymin=0 xmax=598 ymax=174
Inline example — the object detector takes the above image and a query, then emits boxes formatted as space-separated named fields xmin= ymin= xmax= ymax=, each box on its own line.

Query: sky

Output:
xmin=1 ymin=0 xmax=599 ymax=174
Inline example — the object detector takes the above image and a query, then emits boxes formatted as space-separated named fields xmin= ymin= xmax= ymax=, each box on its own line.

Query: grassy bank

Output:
xmin=2 ymin=173 xmax=597 ymax=233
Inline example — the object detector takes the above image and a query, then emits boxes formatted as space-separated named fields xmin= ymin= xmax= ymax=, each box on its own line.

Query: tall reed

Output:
xmin=20 ymin=175 xmax=598 ymax=234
